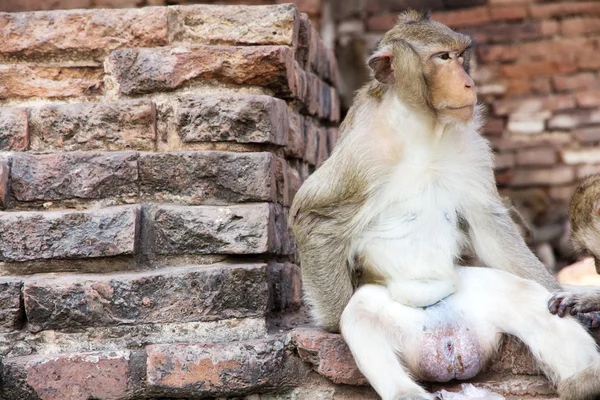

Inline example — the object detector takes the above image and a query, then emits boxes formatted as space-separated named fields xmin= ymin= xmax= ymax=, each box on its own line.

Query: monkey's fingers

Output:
xmin=548 ymin=294 xmax=572 ymax=316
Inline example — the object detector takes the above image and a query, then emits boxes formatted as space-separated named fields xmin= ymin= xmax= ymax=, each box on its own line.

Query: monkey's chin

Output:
xmin=439 ymin=105 xmax=475 ymax=124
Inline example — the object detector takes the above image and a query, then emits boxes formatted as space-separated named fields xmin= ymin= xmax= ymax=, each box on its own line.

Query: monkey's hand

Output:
xmin=575 ymin=312 xmax=600 ymax=329
xmin=548 ymin=290 xmax=600 ymax=317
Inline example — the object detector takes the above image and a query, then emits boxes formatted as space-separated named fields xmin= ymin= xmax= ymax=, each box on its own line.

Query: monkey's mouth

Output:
xmin=445 ymin=105 xmax=474 ymax=110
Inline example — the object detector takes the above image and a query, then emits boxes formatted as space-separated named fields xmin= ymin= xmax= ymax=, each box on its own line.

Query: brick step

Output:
xmin=0 ymin=335 xmax=308 ymax=399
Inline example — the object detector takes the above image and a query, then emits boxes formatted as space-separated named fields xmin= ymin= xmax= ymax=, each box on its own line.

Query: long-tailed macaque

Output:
xmin=289 ymin=11 xmax=600 ymax=400
xmin=548 ymin=175 xmax=600 ymax=325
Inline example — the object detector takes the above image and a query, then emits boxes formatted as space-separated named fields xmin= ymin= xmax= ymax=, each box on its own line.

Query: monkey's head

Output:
xmin=570 ymin=175 xmax=600 ymax=273
xmin=367 ymin=10 xmax=476 ymax=123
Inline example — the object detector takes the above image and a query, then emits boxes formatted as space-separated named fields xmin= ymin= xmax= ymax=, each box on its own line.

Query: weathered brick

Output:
xmin=577 ymin=90 xmax=600 ymax=108
xmin=489 ymin=5 xmax=528 ymax=21
xmin=530 ymin=2 xmax=600 ymax=19
xmin=274 ymin=156 xmax=290 ymax=207
xmin=268 ymin=262 xmax=302 ymax=312
xmin=0 ymin=0 xmax=93 ymax=12
xmin=494 ymin=95 xmax=575 ymax=116
xmin=366 ymin=14 xmax=398 ymax=31
xmin=505 ymin=78 xmax=552 ymax=97
xmin=561 ymin=148 xmax=600 ymax=165
xmin=484 ymin=117 xmax=506 ymax=136
xmin=549 ymin=110 xmax=600 ymax=130
xmin=0 ymin=107 xmax=28 ymax=151
xmin=430 ymin=7 xmax=490 ymax=28
xmin=106 ymin=46 xmax=295 ymax=97
xmin=139 ymin=151 xmax=277 ymax=204
xmin=277 ymin=0 xmax=321 ymax=15
xmin=511 ymin=166 xmax=575 ymax=187
xmin=149 ymin=203 xmax=288 ymax=256
xmin=491 ymin=132 xmax=572 ymax=151
xmin=24 ymin=263 xmax=267 ymax=332
xmin=516 ymin=148 xmax=557 ymax=166
xmin=553 ymin=73 xmax=597 ymax=92
xmin=0 ymin=158 xmax=8 ymax=209
xmin=0 ymin=278 xmax=22 ymax=332
xmin=304 ymin=119 xmax=319 ymax=166
xmin=146 ymin=337 xmax=301 ymax=397
xmin=29 ymin=100 xmax=156 ymax=152
xmin=0 ymin=205 xmax=139 ymax=262
xmin=1 ymin=351 xmax=131 ymax=400
xmin=494 ymin=152 xmax=515 ymax=170
xmin=168 ymin=4 xmax=299 ymax=47
xmin=577 ymin=164 xmax=600 ymax=180
xmin=10 ymin=151 xmax=138 ymax=202
xmin=295 ymin=14 xmax=312 ymax=67
xmin=560 ymin=17 xmax=600 ymax=37
xmin=507 ymin=113 xmax=549 ymax=134
xmin=285 ymin=111 xmax=305 ymax=159
xmin=330 ymin=86 xmax=341 ymax=123
xmin=501 ymin=60 xmax=577 ymax=79
xmin=0 ymin=65 xmax=103 ymax=99
xmin=177 ymin=94 xmax=287 ymax=145
xmin=292 ymin=327 xmax=367 ymax=386
xmin=549 ymin=184 xmax=577 ymax=202
xmin=463 ymin=21 xmax=553 ymax=45
xmin=316 ymin=127 xmax=329 ymax=167
xmin=327 ymin=127 xmax=339 ymax=153
xmin=574 ymin=126 xmax=600 ymax=143
xmin=0 ymin=8 xmax=168 ymax=61
xmin=288 ymin=166 xmax=302 ymax=204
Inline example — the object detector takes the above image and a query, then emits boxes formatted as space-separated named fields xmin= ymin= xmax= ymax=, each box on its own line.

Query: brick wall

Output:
xmin=0 ymin=4 xmax=343 ymax=398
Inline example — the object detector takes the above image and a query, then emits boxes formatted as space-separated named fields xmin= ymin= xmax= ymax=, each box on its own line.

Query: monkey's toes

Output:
xmin=549 ymin=294 xmax=573 ymax=317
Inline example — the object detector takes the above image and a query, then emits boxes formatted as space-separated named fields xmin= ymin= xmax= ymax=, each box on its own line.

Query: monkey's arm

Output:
xmin=465 ymin=197 xmax=561 ymax=292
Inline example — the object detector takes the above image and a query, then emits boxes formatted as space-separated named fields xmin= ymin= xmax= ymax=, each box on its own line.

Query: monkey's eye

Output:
xmin=439 ymin=53 xmax=451 ymax=60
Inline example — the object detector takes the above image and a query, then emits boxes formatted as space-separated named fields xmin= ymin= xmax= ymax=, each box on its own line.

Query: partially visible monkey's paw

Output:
xmin=575 ymin=312 xmax=600 ymax=329
xmin=397 ymin=395 xmax=438 ymax=400
xmin=548 ymin=291 xmax=599 ymax=316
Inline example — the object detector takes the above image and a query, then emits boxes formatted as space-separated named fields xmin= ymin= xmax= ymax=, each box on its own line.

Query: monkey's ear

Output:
xmin=367 ymin=51 xmax=395 ymax=84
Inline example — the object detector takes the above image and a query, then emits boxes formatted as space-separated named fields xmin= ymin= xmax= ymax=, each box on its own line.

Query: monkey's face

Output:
xmin=424 ymin=48 xmax=476 ymax=123
xmin=367 ymin=12 xmax=477 ymax=124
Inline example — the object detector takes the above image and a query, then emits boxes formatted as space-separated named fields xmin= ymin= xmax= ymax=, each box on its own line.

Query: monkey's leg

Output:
xmin=454 ymin=267 xmax=600 ymax=400
xmin=340 ymin=284 xmax=434 ymax=400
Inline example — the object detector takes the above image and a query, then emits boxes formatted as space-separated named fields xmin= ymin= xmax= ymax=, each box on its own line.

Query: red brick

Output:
xmin=0 ymin=107 xmax=28 ymax=151
xmin=574 ymin=126 xmax=600 ymax=143
xmin=549 ymin=184 xmax=577 ymax=202
xmin=296 ymin=14 xmax=312 ymax=68
xmin=177 ymin=94 xmax=288 ymax=145
xmin=494 ymin=95 xmax=575 ymax=116
xmin=292 ymin=327 xmax=367 ymax=385
xmin=463 ymin=21 xmax=553 ymax=45
xmin=494 ymin=152 xmax=515 ymax=170
xmin=516 ymin=147 xmax=557 ymax=166
xmin=577 ymin=90 xmax=600 ymax=108
xmin=29 ymin=100 xmax=156 ymax=152
xmin=287 ymin=166 xmax=302 ymax=204
xmin=148 ymin=203 xmax=291 ymax=256
xmin=0 ymin=205 xmax=140 ymax=262
xmin=530 ymin=2 xmax=600 ymax=19
xmin=489 ymin=5 xmax=528 ymax=21
xmin=327 ymin=127 xmax=340 ymax=152
xmin=580 ymin=53 xmax=600 ymax=70
xmin=0 ymin=159 xmax=8 ymax=209
xmin=549 ymin=110 xmax=600 ymax=130
xmin=511 ymin=166 xmax=575 ymax=187
xmin=491 ymin=132 xmax=572 ymax=151
xmin=553 ymin=73 xmax=598 ymax=92
xmin=540 ymin=19 xmax=559 ymax=36
xmin=505 ymin=78 xmax=552 ymax=96
xmin=145 ymin=338 xmax=302 ymax=396
xmin=169 ymin=4 xmax=299 ymax=47
xmin=0 ymin=0 xmax=93 ymax=12
xmin=0 ymin=8 xmax=168 ymax=62
xmin=561 ymin=17 xmax=600 ymax=36
xmin=106 ymin=46 xmax=295 ymax=97
xmin=0 ymin=278 xmax=23 ymax=332
xmin=330 ymin=86 xmax=341 ymax=123
xmin=139 ymin=151 xmax=277 ymax=205
xmin=277 ymin=0 xmax=321 ymax=15
xmin=10 ymin=151 xmax=138 ymax=202
xmin=577 ymin=164 xmax=600 ymax=180
xmin=431 ymin=7 xmax=490 ymax=28
xmin=1 ymin=351 xmax=131 ymax=400
xmin=484 ymin=117 xmax=506 ymax=135
xmin=24 ymin=263 xmax=267 ymax=332
xmin=0 ymin=65 xmax=103 ymax=99
xmin=366 ymin=14 xmax=398 ymax=31
xmin=501 ymin=60 xmax=577 ymax=79
xmin=316 ymin=127 xmax=329 ymax=167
